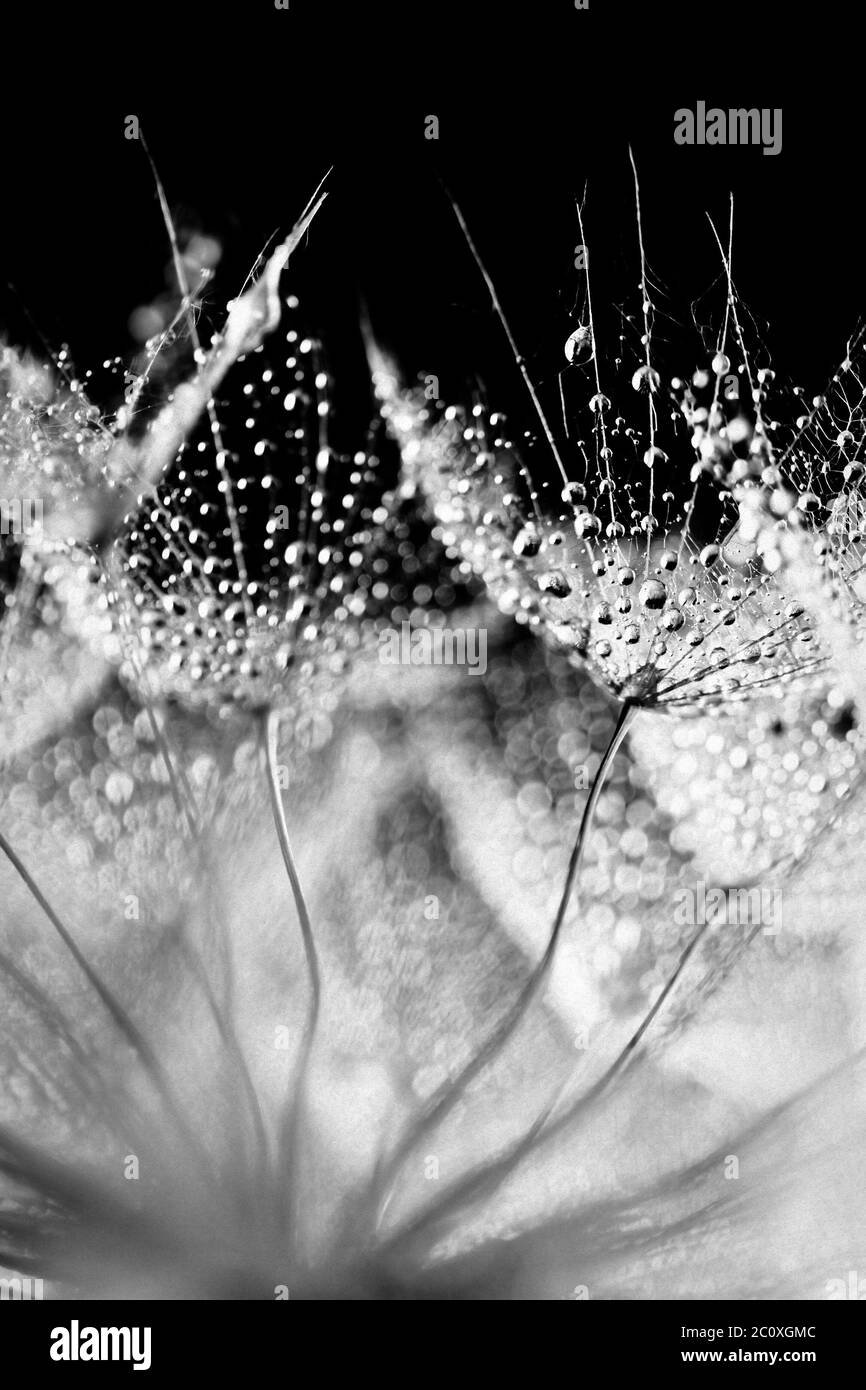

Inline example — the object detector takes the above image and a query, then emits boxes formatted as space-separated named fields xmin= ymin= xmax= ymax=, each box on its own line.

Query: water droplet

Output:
xmin=561 ymin=481 xmax=587 ymax=505
xmin=539 ymin=571 xmax=571 ymax=598
xmin=631 ymin=366 xmax=660 ymax=393
xmin=797 ymin=492 xmax=820 ymax=514
xmin=574 ymin=512 xmax=601 ymax=539
xmin=105 ymin=771 xmax=135 ymax=805
xmin=564 ymin=325 xmax=593 ymax=364
xmin=513 ymin=525 xmax=541 ymax=558
xmin=639 ymin=579 xmax=666 ymax=610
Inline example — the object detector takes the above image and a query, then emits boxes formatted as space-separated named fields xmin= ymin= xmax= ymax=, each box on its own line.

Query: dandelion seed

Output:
xmin=363 ymin=174 xmax=860 ymax=1209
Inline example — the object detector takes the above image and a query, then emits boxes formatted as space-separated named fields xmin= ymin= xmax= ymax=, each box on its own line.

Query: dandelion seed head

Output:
xmin=376 ymin=370 xmax=825 ymax=713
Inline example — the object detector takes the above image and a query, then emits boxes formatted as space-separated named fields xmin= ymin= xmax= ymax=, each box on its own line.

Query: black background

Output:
xmin=0 ymin=1 xmax=861 ymax=451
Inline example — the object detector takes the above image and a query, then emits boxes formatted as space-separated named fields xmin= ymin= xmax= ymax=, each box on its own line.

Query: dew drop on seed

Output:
xmin=661 ymin=608 xmax=684 ymax=631
xmin=575 ymin=512 xmax=601 ymax=539
xmin=639 ymin=579 xmax=666 ymax=610
xmin=539 ymin=571 xmax=571 ymax=598
xmin=513 ymin=526 xmax=541 ymax=558
xmin=562 ymin=481 xmax=587 ymax=505
xmin=564 ymin=326 xmax=593 ymax=364
xmin=631 ymin=366 xmax=660 ymax=393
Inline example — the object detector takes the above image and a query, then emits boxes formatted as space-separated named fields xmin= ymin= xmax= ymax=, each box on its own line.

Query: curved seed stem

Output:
xmin=0 ymin=829 xmax=213 ymax=1178
xmin=372 ymin=699 xmax=637 ymax=1228
xmin=378 ymin=858 xmax=721 ymax=1260
xmin=259 ymin=707 xmax=321 ymax=1234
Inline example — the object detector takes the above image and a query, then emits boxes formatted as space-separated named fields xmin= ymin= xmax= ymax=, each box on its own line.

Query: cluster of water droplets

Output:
xmin=631 ymin=673 xmax=861 ymax=884
xmin=0 ymin=346 xmax=153 ymax=757
xmin=25 ymin=296 xmax=426 ymax=738
xmin=0 ymin=345 xmax=120 ymax=544
xmin=5 ymin=185 xmax=866 ymax=1298
xmin=375 ymin=333 xmax=825 ymax=711
xmin=426 ymin=626 xmax=700 ymax=1020
xmin=728 ymin=328 xmax=866 ymax=626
